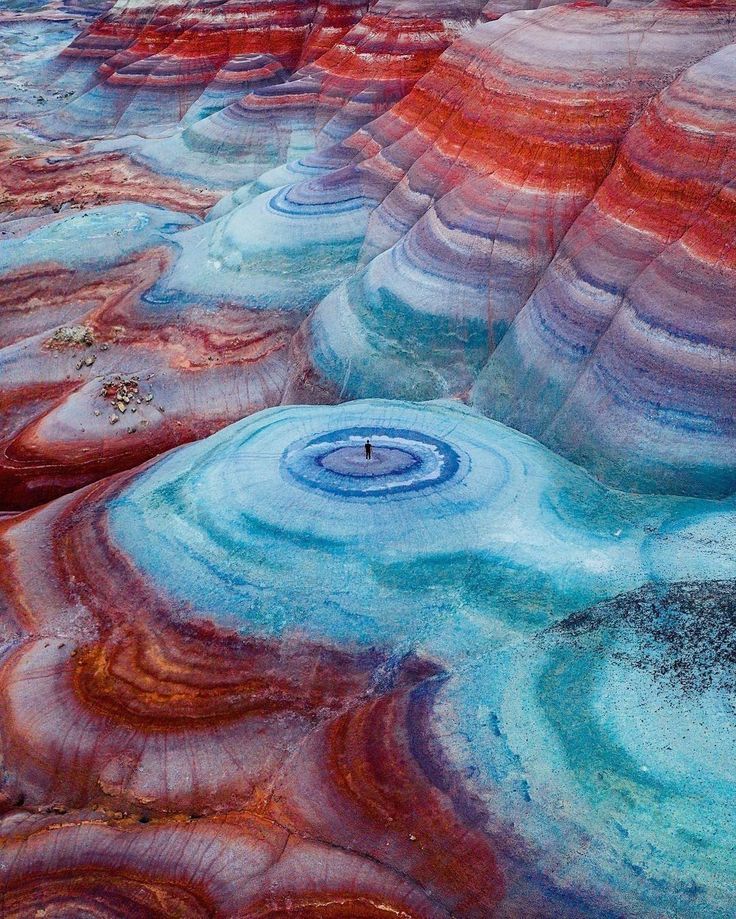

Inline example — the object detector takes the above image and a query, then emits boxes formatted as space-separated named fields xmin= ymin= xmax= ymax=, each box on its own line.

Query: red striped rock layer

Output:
xmin=39 ymin=0 xmax=371 ymax=137
xmin=174 ymin=0 xmax=484 ymax=183
xmin=310 ymin=0 xmax=485 ymax=147
xmin=351 ymin=2 xmax=736 ymax=280
xmin=291 ymin=2 xmax=736 ymax=497
xmin=0 ymin=479 xmax=503 ymax=916
xmin=0 ymin=0 xmax=489 ymax=509
xmin=63 ymin=0 xmax=367 ymax=73
xmin=0 ymin=811 xmax=466 ymax=918
xmin=0 ymin=250 xmax=297 ymax=510
xmin=474 ymin=39 xmax=736 ymax=496
xmin=0 ymin=136 xmax=218 ymax=223
xmin=480 ymin=0 xmax=645 ymax=18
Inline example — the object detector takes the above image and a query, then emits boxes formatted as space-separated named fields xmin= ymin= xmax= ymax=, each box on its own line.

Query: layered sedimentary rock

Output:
xmin=2 ymin=400 xmax=735 ymax=915
xmin=298 ymin=2 xmax=735 ymax=388
xmin=2 ymin=0 xmax=736 ymax=914
xmin=33 ymin=0 xmax=372 ymax=138
xmin=0 ymin=204 xmax=297 ymax=509
xmin=0 ymin=136 xmax=218 ymax=220
xmin=285 ymin=1 xmax=736 ymax=495
xmin=481 ymin=0 xmax=645 ymax=17
xmin=3 ymin=0 xmax=734 ymax=503
xmin=0 ymin=0 xmax=111 ymax=121
xmin=1 ymin=810 xmax=473 ymax=917
xmin=473 ymin=40 xmax=736 ymax=496
xmin=133 ymin=0 xmax=485 ymax=188
xmin=0 ymin=0 xmax=483 ymax=506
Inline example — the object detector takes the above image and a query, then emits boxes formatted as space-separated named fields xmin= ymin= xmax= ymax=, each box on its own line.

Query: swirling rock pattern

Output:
xmin=2 ymin=399 xmax=735 ymax=915
xmin=473 ymin=40 xmax=736 ymax=496
xmin=0 ymin=0 xmax=482 ymax=505
xmin=0 ymin=204 xmax=300 ymax=510
xmin=36 ymin=0 xmax=372 ymax=138
xmin=1 ymin=1 xmax=736 ymax=914
xmin=2 ymin=0 xmax=735 ymax=498
xmin=297 ymin=2 xmax=736 ymax=456
xmin=135 ymin=0 xmax=486 ymax=188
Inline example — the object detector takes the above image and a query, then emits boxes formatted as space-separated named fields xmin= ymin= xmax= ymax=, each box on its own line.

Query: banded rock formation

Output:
xmin=3 ymin=0 xmax=734 ymax=501
xmin=2 ymin=400 xmax=735 ymax=914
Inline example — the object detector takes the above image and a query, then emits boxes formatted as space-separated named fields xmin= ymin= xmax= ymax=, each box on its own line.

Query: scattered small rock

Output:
xmin=102 ymin=376 xmax=147 ymax=419
xmin=84 ymin=355 xmax=95 ymax=367
xmin=47 ymin=325 xmax=94 ymax=348
xmin=109 ymin=415 xmax=118 ymax=425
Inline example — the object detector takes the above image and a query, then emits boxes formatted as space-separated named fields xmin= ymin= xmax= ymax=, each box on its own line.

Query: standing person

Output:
xmin=364 ymin=439 xmax=372 ymax=461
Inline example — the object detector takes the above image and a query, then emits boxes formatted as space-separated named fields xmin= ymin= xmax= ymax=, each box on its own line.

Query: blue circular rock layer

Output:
xmin=107 ymin=399 xmax=736 ymax=916
xmin=281 ymin=426 xmax=465 ymax=498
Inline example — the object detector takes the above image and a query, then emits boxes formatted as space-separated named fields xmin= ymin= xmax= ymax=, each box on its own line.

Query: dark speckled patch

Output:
xmin=552 ymin=580 xmax=736 ymax=703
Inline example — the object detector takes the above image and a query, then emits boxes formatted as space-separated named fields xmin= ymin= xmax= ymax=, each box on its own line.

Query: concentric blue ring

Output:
xmin=280 ymin=426 xmax=467 ymax=499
